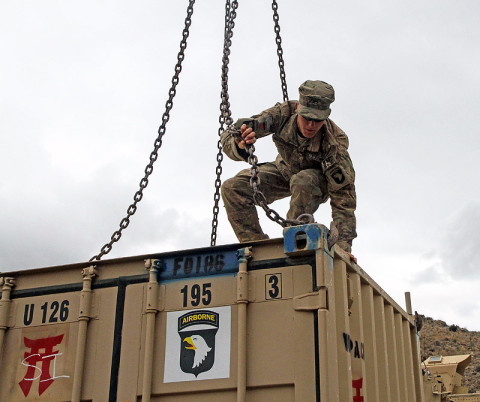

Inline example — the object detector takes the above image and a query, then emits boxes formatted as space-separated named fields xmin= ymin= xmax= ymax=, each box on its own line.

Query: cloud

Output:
xmin=0 ymin=196 xmax=214 ymax=272
xmin=0 ymin=142 xmax=216 ymax=272
xmin=106 ymin=207 xmax=214 ymax=259
xmin=415 ymin=280 xmax=480 ymax=331
xmin=437 ymin=203 xmax=480 ymax=279
xmin=410 ymin=202 xmax=480 ymax=284
xmin=411 ymin=265 xmax=445 ymax=285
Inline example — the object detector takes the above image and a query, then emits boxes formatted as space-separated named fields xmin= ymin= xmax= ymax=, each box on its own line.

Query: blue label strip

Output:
xmin=154 ymin=250 xmax=239 ymax=282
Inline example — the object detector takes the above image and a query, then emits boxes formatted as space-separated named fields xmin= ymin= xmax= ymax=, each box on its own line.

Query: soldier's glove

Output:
xmin=234 ymin=116 xmax=274 ymax=133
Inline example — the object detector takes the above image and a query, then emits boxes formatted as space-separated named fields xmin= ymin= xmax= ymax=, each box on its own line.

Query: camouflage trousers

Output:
xmin=221 ymin=162 xmax=329 ymax=242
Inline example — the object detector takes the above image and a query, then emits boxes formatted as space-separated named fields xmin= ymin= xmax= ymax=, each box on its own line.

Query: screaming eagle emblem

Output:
xmin=178 ymin=310 xmax=219 ymax=377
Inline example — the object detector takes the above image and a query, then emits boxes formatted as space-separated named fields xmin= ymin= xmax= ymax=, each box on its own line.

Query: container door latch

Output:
xmin=293 ymin=288 xmax=328 ymax=311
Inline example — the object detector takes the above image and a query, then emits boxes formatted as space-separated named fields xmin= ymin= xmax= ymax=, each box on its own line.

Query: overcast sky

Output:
xmin=1 ymin=0 xmax=479 ymax=331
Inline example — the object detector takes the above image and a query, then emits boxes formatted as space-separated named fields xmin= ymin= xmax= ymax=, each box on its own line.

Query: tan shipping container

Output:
xmin=0 ymin=223 xmax=423 ymax=401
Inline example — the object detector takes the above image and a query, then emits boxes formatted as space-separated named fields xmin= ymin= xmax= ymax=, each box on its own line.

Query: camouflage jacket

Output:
xmin=221 ymin=100 xmax=357 ymax=250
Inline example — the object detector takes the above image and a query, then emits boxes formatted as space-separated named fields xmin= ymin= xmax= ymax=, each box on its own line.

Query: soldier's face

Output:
xmin=297 ymin=114 xmax=326 ymax=138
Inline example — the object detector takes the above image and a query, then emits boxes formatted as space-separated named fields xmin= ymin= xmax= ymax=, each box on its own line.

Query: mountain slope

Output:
xmin=419 ymin=316 xmax=480 ymax=393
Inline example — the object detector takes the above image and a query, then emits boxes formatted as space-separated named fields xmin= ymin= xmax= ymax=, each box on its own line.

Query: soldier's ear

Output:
xmin=295 ymin=103 xmax=298 ymax=112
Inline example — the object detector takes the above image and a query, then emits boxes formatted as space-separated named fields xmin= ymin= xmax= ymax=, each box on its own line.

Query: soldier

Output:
xmin=221 ymin=80 xmax=357 ymax=258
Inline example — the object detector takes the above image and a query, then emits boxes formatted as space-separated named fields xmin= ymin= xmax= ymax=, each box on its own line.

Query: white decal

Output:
xmin=164 ymin=306 xmax=231 ymax=383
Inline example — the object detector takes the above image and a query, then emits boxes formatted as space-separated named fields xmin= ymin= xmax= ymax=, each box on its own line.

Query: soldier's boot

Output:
xmin=221 ymin=175 xmax=269 ymax=242
xmin=287 ymin=169 xmax=328 ymax=221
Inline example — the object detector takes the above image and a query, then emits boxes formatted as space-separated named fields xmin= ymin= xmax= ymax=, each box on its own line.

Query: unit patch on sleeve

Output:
xmin=163 ymin=306 xmax=231 ymax=383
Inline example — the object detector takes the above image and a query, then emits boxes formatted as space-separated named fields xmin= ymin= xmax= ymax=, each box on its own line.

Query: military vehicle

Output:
xmin=423 ymin=355 xmax=480 ymax=402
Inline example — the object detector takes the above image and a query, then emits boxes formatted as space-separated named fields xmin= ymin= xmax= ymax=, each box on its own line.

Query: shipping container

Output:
xmin=0 ymin=223 xmax=423 ymax=401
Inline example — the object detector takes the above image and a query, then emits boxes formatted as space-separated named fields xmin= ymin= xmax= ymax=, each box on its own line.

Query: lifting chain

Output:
xmin=210 ymin=0 xmax=311 ymax=244
xmin=272 ymin=0 xmax=289 ymax=102
xmin=244 ymin=0 xmax=315 ymax=228
xmin=90 ymin=0 xmax=196 ymax=262
xmin=210 ymin=0 xmax=239 ymax=246
xmin=233 ymin=1 xmax=312 ymax=229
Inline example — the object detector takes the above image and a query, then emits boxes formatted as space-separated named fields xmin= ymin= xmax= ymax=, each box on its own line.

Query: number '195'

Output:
xmin=180 ymin=283 xmax=212 ymax=307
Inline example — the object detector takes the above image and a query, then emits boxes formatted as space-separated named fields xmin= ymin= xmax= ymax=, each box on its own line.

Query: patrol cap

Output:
xmin=297 ymin=80 xmax=335 ymax=120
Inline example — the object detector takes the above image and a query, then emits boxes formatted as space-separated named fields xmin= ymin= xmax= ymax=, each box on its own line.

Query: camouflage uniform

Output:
xmin=221 ymin=81 xmax=357 ymax=252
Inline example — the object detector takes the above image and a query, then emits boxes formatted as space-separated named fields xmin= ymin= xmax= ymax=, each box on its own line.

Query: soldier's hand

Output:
xmin=235 ymin=124 xmax=257 ymax=149
xmin=347 ymin=252 xmax=357 ymax=264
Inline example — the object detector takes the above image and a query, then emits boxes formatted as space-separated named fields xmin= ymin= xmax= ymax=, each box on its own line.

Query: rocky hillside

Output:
xmin=419 ymin=316 xmax=480 ymax=393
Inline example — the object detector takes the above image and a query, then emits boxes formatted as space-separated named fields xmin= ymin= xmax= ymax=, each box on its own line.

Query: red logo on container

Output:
xmin=352 ymin=377 xmax=364 ymax=402
xmin=19 ymin=334 xmax=68 ymax=397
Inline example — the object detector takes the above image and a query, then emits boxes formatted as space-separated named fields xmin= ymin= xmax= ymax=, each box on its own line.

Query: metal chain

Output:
xmin=227 ymin=127 xmax=314 ymax=228
xmin=211 ymin=0 xmax=309 ymax=242
xmin=248 ymin=143 xmax=313 ymax=227
xmin=90 ymin=0 xmax=196 ymax=262
xmin=272 ymin=0 xmax=289 ymax=102
xmin=210 ymin=0 xmax=239 ymax=246
xmin=241 ymin=1 xmax=311 ymax=228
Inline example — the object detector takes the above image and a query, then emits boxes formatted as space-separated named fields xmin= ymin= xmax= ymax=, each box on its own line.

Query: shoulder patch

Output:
xmin=330 ymin=169 xmax=345 ymax=185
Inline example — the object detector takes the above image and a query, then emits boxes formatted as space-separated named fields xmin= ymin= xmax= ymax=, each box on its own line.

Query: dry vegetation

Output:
xmin=419 ymin=316 xmax=480 ymax=393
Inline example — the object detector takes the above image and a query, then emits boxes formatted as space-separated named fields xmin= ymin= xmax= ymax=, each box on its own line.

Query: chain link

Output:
xmin=90 ymin=0 xmax=196 ymax=262
xmin=210 ymin=0 xmax=239 ymax=246
xmin=272 ymin=0 xmax=289 ymax=102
